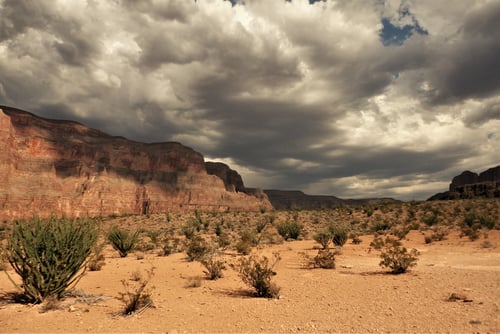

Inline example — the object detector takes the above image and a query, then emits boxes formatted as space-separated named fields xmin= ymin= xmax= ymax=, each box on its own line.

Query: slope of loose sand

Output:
xmin=1 ymin=228 xmax=499 ymax=333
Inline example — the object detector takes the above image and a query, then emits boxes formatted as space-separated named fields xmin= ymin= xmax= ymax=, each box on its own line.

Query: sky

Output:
xmin=0 ymin=0 xmax=499 ymax=201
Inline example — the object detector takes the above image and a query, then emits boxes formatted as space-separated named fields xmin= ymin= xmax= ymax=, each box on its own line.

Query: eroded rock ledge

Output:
xmin=0 ymin=106 xmax=271 ymax=221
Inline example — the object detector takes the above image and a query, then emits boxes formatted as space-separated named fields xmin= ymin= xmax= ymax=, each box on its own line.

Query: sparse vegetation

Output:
xmin=329 ymin=224 xmax=348 ymax=247
xmin=1 ymin=198 xmax=499 ymax=331
xmin=107 ymin=227 xmax=139 ymax=257
xmin=313 ymin=230 xmax=331 ymax=249
xmin=200 ymin=253 xmax=226 ymax=280
xmin=276 ymin=220 xmax=303 ymax=240
xmin=376 ymin=237 xmax=420 ymax=274
xmin=88 ymin=241 xmax=106 ymax=271
xmin=185 ymin=235 xmax=211 ymax=261
xmin=117 ymin=267 xmax=154 ymax=316
xmin=6 ymin=217 xmax=98 ymax=303
xmin=238 ymin=253 xmax=281 ymax=298
xmin=304 ymin=249 xmax=336 ymax=269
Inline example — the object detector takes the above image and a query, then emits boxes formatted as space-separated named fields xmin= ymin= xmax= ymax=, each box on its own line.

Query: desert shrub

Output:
xmin=216 ymin=232 xmax=231 ymax=250
xmin=235 ymin=239 xmax=253 ymax=255
xmin=329 ymin=225 xmax=348 ymax=247
xmin=201 ymin=254 xmax=226 ymax=280
xmin=480 ymin=239 xmax=494 ymax=248
xmin=159 ymin=239 xmax=174 ymax=256
xmin=422 ymin=212 xmax=438 ymax=226
xmin=185 ymin=277 xmax=202 ymax=288
xmin=350 ymin=233 xmax=362 ymax=244
xmin=214 ymin=223 xmax=223 ymax=237
xmin=107 ymin=227 xmax=139 ymax=257
xmin=364 ymin=207 xmax=373 ymax=217
xmin=460 ymin=225 xmax=481 ymax=241
xmin=370 ymin=237 xmax=385 ymax=250
xmin=158 ymin=234 xmax=180 ymax=256
xmin=88 ymin=241 xmax=106 ymax=271
xmin=432 ymin=229 xmax=447 ymax=241
xmin=146 ymin=230 xmax=161 ymax=246
xmin=235 ymin=230 xmax=257 ymax=255
xmin=135 ymin=239 xmax=156 ymax=252
xmin=392 ymin=226 xmax=410 ymax=240
xmin=185 ymin=235 xmax=211 ymax=261
xmin=479 ymin=216 xmax=495 ymax=229
xmin=378 ymin=238 xmax=419 ymax=274
xmin=117 ymin=267 xmax=154 ymax=316
xmin=255 ymin=219 xmax=269 ymax=234
xmin=304 ymin=249 xmax=336 ymax=269
xmin=181 ymin=219 xmax=201 ymax=239
xmin=426 ymin=228 xmax=448 ymax=244
xmin=371 ymin=220 xmax=391 ymax=234
xmin=238 ymin=253 xmax=281 ymax=298
xmin=313 ymin=230 xmax=332 ymax=249
xmin=276 ymin=220 xmax=303 ymax=240
xmin=7 ymin=217 xmax=98 ymax=303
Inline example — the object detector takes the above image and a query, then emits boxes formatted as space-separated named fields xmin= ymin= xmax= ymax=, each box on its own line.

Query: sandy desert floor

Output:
xmin=1 ymin=227 xmax=499 ymax=333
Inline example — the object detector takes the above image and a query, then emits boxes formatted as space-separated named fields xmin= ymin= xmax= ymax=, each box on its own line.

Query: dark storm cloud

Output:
xmin=0 ymin=0 xmax=53 ymax=41
xmin=427 ymin=1 xmax=500 ymax=103
xmin=0 ymin=0 xmax=499 ymax=200
xmin=463 ymin=99 xmax=500 ymax=128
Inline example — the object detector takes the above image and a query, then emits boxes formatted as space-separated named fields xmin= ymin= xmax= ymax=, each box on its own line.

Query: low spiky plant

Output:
xmin=107 ymin=227 xmax=139 ymax=257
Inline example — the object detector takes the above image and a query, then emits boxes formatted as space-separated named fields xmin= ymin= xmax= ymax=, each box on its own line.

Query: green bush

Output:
xmin=7 ymin=217 xmax=98 ymax=303
xmin=238 ymin=253 xmax=281 ymax=298
xmin=304 ymin=249 xmax=336 ymax=269
xmin=201 ymin=254 xmax=226 ymax=280
xmin=108 ymin=227 xmax=139 ymax=257
xmin=185 ymin=235 xmax=211 ymax=261
xmin=235 ymin=230 xmax=258 ymax=255
xmin=379 ymin=238 xmax=419 ymax=274
xmin=313 ymin=230 xmax=332 ymax=249
xmin=329 ymin=225 xmax=348 ymax=247
xmin=88 ymin=241 xmax=106 ymax=271
xmin=276 ymin=220 xmax=303 ymax=240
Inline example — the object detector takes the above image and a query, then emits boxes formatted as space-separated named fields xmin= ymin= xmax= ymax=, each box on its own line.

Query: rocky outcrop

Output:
xmin=0 ymin=106 xmax=271 ymax=221
xmin=263 ymin=189 xmax=399 ymax=210
xmin=205 ymin=162 xmax=245 ymax=192
xmin=428 ymin=165 xmax=500 ymax=200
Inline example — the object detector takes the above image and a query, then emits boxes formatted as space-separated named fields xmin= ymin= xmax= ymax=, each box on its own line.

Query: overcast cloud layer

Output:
xmin=1 ymin=0 xmax=499 ymax=200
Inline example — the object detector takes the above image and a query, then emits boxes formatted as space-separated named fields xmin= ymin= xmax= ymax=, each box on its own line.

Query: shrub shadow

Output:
xmin=0 ymin=291 xmax=32 ymax=304
xmin=213 ymin=288 xmax=255 ymax=299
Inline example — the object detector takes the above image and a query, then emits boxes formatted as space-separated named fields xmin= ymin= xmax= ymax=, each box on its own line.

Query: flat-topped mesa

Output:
xmin=428 ymin=165 xmax=500 ymax=200
xmin=0 ymin=106 xmax=271 ymax=221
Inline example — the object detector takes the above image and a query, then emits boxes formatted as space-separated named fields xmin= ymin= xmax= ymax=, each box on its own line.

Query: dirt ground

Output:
xmin=1 ymin=228 xmax=499 ymax=333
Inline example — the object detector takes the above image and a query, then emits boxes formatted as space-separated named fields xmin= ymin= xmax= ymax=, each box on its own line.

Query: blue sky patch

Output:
xmin=380 ymin=6 xmax=428 ymax=46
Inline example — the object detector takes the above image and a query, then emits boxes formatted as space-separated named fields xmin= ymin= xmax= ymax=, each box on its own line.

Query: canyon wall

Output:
xmin=0 ymin=106 xmax=271 ymax=221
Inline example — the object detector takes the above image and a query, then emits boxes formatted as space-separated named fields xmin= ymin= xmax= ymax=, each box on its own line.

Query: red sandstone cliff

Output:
xmin=0 ymin=106 xmax=271 ymax=221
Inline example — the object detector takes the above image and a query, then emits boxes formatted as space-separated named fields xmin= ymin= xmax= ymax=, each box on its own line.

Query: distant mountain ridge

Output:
xmin=428 ymin=165 xmax=500 ymax=200
xmin=262 ymin=189 xmax=399 ymax=210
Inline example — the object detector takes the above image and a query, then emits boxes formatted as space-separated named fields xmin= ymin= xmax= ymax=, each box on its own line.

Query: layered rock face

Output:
xmin=0 ymin=106 xmax=271 ymax=221
xmin=205 ymin=162 xmax=245 ymax=192
xmin=428 ymin=165 xmax=500 ymax=200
